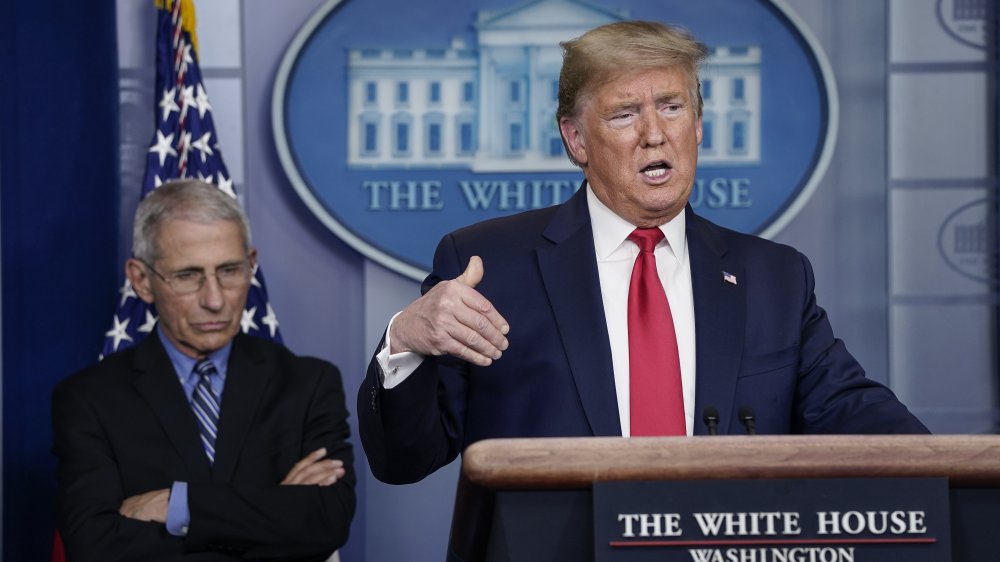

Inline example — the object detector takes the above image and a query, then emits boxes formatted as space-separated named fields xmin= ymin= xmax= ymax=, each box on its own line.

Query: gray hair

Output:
xmin=132 ymin=179 xmax=251 ymax=264
xmin=556 ymin=21 xmax=709 ymax=166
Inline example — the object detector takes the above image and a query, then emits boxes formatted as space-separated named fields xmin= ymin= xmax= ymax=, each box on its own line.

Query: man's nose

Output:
xmin=199 ymin=275 xmax=225 ymax=310
xmin=639 ymin=112 xmax=666 ymax=147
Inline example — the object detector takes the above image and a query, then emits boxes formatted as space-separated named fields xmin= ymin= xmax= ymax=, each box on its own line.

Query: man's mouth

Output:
xmin=641 ymin=161 xmax=671 ymax=178
xmin=194 ymin=321 xmax=229 ymax=331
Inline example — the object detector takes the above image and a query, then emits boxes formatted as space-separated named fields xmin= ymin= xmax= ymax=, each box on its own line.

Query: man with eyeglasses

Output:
xmin=52 ymin=180 xmax=355 ymax=561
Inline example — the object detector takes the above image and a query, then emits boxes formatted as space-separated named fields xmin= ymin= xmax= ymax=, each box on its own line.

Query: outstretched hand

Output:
xmin=389 ymin=256 xmax=509 ymax=366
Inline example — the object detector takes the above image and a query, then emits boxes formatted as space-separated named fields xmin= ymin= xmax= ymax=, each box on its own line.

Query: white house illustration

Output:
xmin=700 ymin=45 xmax=762 ymax=166
xmin=346 ymin=0 xmax=761 ymax=171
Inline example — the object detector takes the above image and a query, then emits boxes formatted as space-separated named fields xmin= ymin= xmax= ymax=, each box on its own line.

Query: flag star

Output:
xmin=179 ymin=42 xmax=194 ymax=75
xmin=105 ymin=316 xmax=133 ymax=351
xmin=154 ymin=175 xmax=164 ymax=188
xmin=148 ymin=130 xmax=177 ymax=166
xmin=216 ymin=173 xmax=237 ymax=199
xmin=158 ymin=87 xmax=180 ymax=122
xmin=261 ymin=303 xmax=280 ymax=338
xmin=241 ymin=306 xmax=260 ymax=333
xmin=179 ymin=84 xmax=196 ymax=116
xmin=195 ymin=84 xmax=213 ymax=118
xmin=138 ymin=310 xmax=158 ymax=334
xmin=191 ymin=131 xmax=214 ymax=162
xmin=118 ymin=280 xmax=137 ymax=307
xmin=250 ymin=263 xmax=262 ymax=288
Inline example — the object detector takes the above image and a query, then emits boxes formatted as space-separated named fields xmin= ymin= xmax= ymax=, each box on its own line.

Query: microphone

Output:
xmin=702 ymin=406 xmax=720 ymax=435
xmin=738 ymin=406 xmax=757 ymax=435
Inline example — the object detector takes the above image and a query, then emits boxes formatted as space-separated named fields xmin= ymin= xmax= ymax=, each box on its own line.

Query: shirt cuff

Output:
xmin=378 ymin=312 xmax=425 ymax=389
xmin=165 ymin=481 xmax=190 ymax=536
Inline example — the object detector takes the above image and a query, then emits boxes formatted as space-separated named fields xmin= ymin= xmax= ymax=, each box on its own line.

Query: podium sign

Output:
xmin=593 ymin=478 xmax=951 ymax=562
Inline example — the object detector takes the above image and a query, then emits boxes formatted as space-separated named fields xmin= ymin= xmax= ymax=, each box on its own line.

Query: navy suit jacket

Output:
xmin=359 ymin=187 xmax=928 ymax=485
xmin=53 ymin=332 xmax=356 ymax=561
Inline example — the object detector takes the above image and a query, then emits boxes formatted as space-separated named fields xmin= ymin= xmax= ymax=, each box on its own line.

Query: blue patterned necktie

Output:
xmin=192 ymin=360 xmax=221 ymax=464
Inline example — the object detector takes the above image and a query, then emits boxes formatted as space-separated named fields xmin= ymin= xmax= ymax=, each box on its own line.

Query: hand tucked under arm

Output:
xmin=119 ymin=488 xmax=170 ymax=523
xmin=390 ymin=256 xmax=510 ymax=367
xmin=281 ymin=447 xmax=346 ymax=486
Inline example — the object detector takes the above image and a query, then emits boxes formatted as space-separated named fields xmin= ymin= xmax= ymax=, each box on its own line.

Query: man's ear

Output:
xmin=125 ymin=258 xmax=156 ymax=304
xmin=559 ymin=117 xmax=589 ymax=166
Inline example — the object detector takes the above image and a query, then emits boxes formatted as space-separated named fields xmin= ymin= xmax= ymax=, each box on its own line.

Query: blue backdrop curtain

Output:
xmin=0 ymin=1 xmax=119 ymax=559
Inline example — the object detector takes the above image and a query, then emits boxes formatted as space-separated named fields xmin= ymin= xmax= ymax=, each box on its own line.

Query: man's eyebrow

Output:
xmin=654 ymin=91 xmax=686 ymax=103
xmin=602 ymin=90 xmax=686 ymax=113
xmin=167 ymin=260 xmax=242 ymax=274
xmin=604 ymin=99 xmax=641 ymax=114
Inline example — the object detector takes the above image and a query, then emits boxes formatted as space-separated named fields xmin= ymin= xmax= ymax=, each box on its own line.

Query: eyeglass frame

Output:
xmin=138 ymin=257 xmax=254 ymax=295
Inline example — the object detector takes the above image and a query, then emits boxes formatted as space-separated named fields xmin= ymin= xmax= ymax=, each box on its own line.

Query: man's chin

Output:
xmin=183 ymin=329 xmax=237 ymax=355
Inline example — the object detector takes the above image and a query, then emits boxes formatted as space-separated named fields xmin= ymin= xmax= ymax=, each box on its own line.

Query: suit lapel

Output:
xmin=132 ymin=335 xmax=212 ymax=480
xmin=686 ymin=208 xmax=746 ymax=435
xmin=537 ymin=186 xmax=620 ymax=436
xmin=212 ymin=334 xmax=270 ymax=483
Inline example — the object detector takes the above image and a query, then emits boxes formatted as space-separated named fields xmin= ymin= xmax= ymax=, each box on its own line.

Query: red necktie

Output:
xmin=627 ymin=228 xmax=685 ymax=436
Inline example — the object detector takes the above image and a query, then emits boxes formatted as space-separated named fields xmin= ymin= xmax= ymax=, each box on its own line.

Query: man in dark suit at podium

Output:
xmin=358 ymin=20 xmax=928 ymax=486
xmin=53 ymin=180 xmax=355 ymax=561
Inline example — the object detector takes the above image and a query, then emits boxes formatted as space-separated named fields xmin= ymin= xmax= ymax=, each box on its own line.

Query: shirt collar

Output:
xmin=585 ymin=183 xmax=687 ymax=261
xmin=156 ymin=326 xmax=233 ymax=382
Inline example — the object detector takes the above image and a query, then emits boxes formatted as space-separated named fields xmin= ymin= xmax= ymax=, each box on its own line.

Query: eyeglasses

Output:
xmin=140 ymin=259 xmax=252 ymax=295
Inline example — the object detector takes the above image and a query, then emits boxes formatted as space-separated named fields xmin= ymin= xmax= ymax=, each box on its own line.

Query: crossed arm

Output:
xmin=117 ymin=447 xmax=346 ymax=523
xmin=53 ymin=361 xmax=355 ymax=561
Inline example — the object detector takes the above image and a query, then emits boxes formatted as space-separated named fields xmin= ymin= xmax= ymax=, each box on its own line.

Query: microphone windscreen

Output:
xmin=702 ymin=405 xmax=720 ymax=422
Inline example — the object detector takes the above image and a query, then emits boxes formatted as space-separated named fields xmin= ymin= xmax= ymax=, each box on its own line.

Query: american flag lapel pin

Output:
xmin=723 ymin=271 xmax=737 ymax=285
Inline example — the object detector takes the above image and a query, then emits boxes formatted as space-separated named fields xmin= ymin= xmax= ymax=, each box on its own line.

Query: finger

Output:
xmin=282 ymin=447 xmax=328 ymax=484
xmin=455 ymin=299 xmax=509 ymax=349
xmin=452 ymin=342 xmax=496 ymax=367
xmin=448 ymin=295 xmax=510 ymax=354
xmin=446 ymin=321 xmax=503 ymax=365
xmin=305 ymin=463 xmax=345 ymax=486
xmin=287 ymin=459 xmax=344 ymax=485
xmin=285 ymin=460 xmax=344 ymax=486
xmin=320 ymin=467 xmax=348 ymax=487
xmin=455 ymin=256 xmax=484 ymax=288
xmin=453 ymin=259 xmax=509 ymax=338
xmin=433 ymin=306 xmax=507 ymax=366
xmin=119 ymin=498 xmax=135 ymax=517
xmin=118 ymin=490 xmax=168 ymax=521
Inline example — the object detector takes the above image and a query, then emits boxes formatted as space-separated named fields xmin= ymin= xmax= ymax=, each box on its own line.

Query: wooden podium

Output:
xmin=448 ymin=435 xmax=1000 ymax=562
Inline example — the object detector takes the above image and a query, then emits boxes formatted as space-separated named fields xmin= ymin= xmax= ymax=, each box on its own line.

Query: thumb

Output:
xmin=456 ymin=256 xmax=484 ymax=288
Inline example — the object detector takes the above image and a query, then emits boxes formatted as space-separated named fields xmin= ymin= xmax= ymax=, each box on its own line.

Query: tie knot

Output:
xmin=194 ymin=359 xmax=218 ymax=379
xmin=628 ymin=228 xmax=665 ymax=253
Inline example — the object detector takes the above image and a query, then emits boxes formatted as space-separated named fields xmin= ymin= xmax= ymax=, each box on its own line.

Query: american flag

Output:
xmin=101 ymin=0 xmax=282 ymax=358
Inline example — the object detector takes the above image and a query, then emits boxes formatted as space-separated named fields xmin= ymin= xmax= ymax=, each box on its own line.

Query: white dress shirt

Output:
xmin=377 ymin=184 xmax=697 ymax=436
xmin=586 ymin=188 xmax=696 ymax=436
